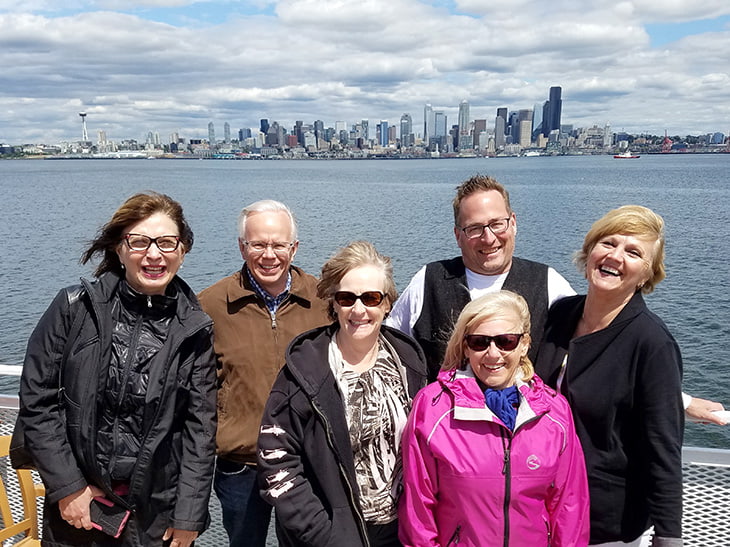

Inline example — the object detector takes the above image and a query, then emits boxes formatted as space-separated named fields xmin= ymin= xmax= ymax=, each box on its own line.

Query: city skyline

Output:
xmin=2 ymin=1 xmax=730 ymax=144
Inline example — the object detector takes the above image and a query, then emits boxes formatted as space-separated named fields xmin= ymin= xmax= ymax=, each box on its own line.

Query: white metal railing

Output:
xmin=1 ymin=367 xmax=729 ymax=545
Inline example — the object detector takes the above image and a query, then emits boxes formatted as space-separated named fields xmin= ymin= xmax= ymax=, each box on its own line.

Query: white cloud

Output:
xmin=1 ymin=0 xmax=729 ymax=143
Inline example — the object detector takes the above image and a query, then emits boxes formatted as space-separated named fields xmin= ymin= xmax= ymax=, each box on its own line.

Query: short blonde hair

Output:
xmin=574 ymin=205 xmax=666 ymax=294
xmin=442 ymin=290 xmax=533 ymax=382
xmin=317 ymin=241 xmax=397 ymax=322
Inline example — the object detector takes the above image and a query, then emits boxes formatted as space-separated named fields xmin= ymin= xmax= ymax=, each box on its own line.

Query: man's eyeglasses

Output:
xmin=244 ymin=241 xmax=295 ymax=255
xmin=458 ymin=218 xmax=511 ymax=239
xmin=333 ymin=291 xmax=385 ymax=307
xmin=124 ymin=233 xmax=181 ymax=253
xmin=464 ymin=333 xmax=524 ymax=352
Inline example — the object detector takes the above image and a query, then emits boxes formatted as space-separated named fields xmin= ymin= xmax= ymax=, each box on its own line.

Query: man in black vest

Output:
xmin=387 ymin=175 xmax=574 ymax=382
xmin=387 ymin=175 xmax=728 ymax=424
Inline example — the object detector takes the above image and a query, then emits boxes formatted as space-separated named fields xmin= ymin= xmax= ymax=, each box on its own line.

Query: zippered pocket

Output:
xmin=446 ymin=524 xmax=461 ymax=545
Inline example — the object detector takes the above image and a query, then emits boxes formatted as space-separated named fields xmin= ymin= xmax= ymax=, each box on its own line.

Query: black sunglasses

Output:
xmin=333 ymin=291 xmax=385 ymax=307
xmin=464 ymin=333 xmax=524 ymax=352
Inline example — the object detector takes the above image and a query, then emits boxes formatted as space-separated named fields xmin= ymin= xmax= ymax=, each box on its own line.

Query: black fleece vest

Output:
xmin=412 ymin=256 xmax=549 ymax=381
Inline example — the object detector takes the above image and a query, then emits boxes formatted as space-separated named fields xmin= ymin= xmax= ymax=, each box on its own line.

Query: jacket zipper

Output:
xmin=108 ymin=301 xmax=144 ymax=475
xmin=310 ymin=400 xmax=370 ymax=547
xmin=447 ymin=524 xmax=461 ymax=545
xmin=501 ymin=430 xmax=512 ymax=547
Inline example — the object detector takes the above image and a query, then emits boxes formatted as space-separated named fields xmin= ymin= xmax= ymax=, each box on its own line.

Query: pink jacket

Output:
xmin=399 ymin=368 xmax=589 ymax=547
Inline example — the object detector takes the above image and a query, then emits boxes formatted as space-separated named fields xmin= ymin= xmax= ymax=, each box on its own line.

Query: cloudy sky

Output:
xmin=2 ymin=0 xmax=729 ymax=144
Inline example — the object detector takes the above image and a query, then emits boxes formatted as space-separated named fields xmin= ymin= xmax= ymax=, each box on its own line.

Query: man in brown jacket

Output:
xmin=198 ymin=199 xmax=329 ymax=547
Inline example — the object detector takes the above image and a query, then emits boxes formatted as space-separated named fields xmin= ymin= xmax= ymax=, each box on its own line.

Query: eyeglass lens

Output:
xmin=463 ymin=218 xmax=510 ymax=239
xmin=464 ymin=333 xmax=522 ymax=352
xmin=125 ymin=234 xmax=180 ymax=252
xmin=334 ymin=291 xmax=385 ymax=307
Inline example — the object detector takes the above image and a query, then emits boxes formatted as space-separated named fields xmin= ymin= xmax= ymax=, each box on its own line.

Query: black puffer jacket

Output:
xmin=257 ymin=324 xmax=427 ymax=547
xmin=18 ymin=271 xmax=217 ymax=546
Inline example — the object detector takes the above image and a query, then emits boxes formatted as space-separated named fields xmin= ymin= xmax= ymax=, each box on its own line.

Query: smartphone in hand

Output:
xmin=89 ymin=496 xmax=130 ymax=538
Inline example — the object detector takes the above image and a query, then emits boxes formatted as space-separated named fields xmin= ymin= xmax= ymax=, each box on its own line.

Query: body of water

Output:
xmin=1 ymin=154 xmax=728 ymax=448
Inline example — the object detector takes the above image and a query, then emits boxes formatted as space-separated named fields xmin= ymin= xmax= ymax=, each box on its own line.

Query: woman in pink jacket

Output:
xmin=399 ymin=290 xmax=589 ymax=547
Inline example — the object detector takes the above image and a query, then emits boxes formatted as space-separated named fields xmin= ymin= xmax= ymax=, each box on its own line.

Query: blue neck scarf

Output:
xmin=484 ymin=385 xmax=520 ymax=431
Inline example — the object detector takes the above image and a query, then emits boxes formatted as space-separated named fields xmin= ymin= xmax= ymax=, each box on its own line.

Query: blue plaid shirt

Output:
xmin=245 ymin=264 xmax=292 ymax=316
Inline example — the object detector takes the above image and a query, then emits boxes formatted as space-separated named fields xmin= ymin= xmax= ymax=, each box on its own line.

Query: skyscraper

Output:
xmin=208 ymin=122 xmax=215 ymax=145
xmin=260 ymin=119 xmax=269 ymax=135
xmin=424 ymin=104 xmax=435 ymax=147
xmin=378 ymin=120 xmax=389 ymax=147
xmin=400 ymin=113 xmax=413 ymax=147
xmin=543 ymin=86 xmax=562 ymax=137
xmin=457 ymin=100 xmax=471 ymax=150
xmin=223 ymin=122 xmax=231 ymax=144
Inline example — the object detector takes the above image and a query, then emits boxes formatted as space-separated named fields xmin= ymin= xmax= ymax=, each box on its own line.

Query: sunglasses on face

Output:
xmin=333 ymin=291 xmax=385 ymax=307
xmin=464 ymin=333 xmax=524 ymax=352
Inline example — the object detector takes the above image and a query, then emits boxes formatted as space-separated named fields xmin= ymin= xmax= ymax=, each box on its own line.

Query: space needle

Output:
xmin=79 ymin=112 xmax=89 ymax=141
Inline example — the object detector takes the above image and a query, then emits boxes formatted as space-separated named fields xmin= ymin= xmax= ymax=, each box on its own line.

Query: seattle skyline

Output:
xmin=2 ymin=1 xmax=730 ymax=144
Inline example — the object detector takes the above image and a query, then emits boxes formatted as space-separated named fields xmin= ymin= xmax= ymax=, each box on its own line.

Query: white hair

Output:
xmin=237 ymin=199 xmax=298 ymax=241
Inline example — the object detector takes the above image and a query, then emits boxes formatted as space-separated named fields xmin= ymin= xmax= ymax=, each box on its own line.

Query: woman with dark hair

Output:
xmin=257 ymin=240 xmax=427 ymax=547
xmin=535 ymin=205 xmax=684 ymax=546
xmin=17 ymin=192 xmax=217 ymax=547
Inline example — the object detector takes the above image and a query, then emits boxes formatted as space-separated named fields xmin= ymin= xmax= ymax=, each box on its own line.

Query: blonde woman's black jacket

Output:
xmin=257 ymin=323 xmax=427 ymax=547
xmin=18 ymin=271 xmax=217 ymax=546
xmin=534 ymin=292 xmax=684 ymax=546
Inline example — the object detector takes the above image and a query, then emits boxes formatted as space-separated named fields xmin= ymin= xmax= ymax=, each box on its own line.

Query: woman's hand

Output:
xmin=58 ymin=484 xmax=106 ymax=529
xmin=163 ymin=527 xmax=198 ymax=547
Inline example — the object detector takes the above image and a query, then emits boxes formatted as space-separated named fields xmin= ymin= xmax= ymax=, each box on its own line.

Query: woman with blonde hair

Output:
xmin=535 ymin=205 xmax=684 ymax=546
xmin=258 ymin=241 xmax=427 ymax=546
xmin=399 ymin=290 xmax=589 ymax=546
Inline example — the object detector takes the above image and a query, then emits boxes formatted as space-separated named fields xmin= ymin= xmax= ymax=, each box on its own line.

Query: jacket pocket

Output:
xmin=446 ymin=524 xmax=461 ymax=545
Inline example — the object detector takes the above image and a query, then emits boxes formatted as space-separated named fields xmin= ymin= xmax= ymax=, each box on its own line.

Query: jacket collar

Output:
xmin=226 ymin=264 xmax=313 ymax=305
xmin=285 ymin=323 xmax=427 ymax=399
xmin=81 ymin=271 xmax=209 ymax=329
xmin=436 ymin=367 xmax=553 ymax=429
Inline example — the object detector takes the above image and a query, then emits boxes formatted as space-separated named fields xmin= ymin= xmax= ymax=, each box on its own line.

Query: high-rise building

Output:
xmin=238 ymin=128 xmax=252 ymax=141
xmin=434 ymin=111 xmax=447 ymax=137
xmin=378 ymin=120 xmax=389 ymax=147
xmin=208 ymin=122 xmax=215 ymax=145
xmin=424 ymin=104 xmax=435 ymax=147
xmin=518 ymin=110 xmax=533 ymax=148
xmin=294 ymin=121 xmax=304 ymax=146
xmin=361 ymin=120 xmax=369 ymax=141
xmin=457 ymin=100 xmax=471 ymax=150
xmin=400 ymin=113 xmax=413 ymax=147
xmin=260 ymin=119 xmax=269 ymax=135
xmin=494 ymin=114 xmax=506 ymax=149
xmin=496 ymin=108 xmax=508 ymax=133
xmin=223 ymin=122 xmax=231 ymax=143
xmin=531 ymin=103 xmax=543 ymax=143
xmin=458 ymin=100 xmax=470 ymax=135
xmin=543 ymin=86 xmax=562 ymax=137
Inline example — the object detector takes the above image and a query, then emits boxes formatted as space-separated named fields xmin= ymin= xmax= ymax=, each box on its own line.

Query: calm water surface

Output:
xmin=1 ymin=155 xmax=728 ymax=448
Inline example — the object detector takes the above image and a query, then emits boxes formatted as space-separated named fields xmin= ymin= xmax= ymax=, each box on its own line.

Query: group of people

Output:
xmin=15 ymin=175 xmax=726 ymax=547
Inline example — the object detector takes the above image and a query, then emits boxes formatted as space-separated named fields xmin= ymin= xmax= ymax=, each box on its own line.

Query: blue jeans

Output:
xmin=214 ymin=458 xmax=272 ymax=547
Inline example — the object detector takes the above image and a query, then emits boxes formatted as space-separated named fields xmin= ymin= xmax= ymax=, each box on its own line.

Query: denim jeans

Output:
xmin=214 ymin=458 xmax=272 ymax=547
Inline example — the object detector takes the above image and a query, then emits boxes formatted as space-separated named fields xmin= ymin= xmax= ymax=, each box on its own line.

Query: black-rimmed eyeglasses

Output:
xmin=123 ymin=233 xmax=181 ymax=253
xmin=458 ymin=218 xmax=511 ymax=239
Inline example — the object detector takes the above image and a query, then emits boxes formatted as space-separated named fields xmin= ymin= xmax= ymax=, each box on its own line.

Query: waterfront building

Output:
xmin=208 ymin=122 xmax=215 ymax=145
xmin=532 ymin=103 xmax=544 ymax=143
xmin=400 ymin=113 xmax=413 ymax=147
xmin=378 ymin=120 xmax=389 ymax=147
xmin=543 ymin=86 xmax=562 ymax=137
xmin=494 ymin=113 xmax=506 ymax=149
xmin=424 ymin=104 xmax=435 ymax=148
xmin=457 ymin=99 xmax=473 ymax=150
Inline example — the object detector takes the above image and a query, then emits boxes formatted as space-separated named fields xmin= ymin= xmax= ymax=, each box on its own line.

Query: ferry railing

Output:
xmin=1 ymin=365 xmax=729 ymax=546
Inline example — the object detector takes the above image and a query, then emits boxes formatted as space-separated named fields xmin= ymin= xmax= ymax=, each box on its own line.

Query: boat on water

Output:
xmin=614 ymin=150 xmax=641 ymax=159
